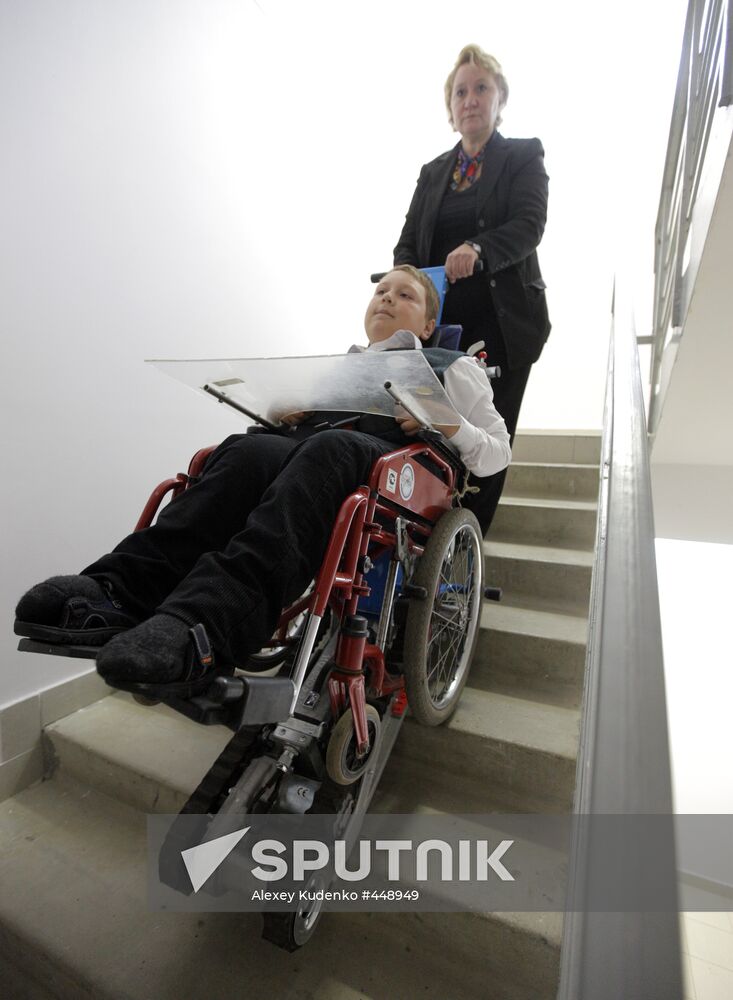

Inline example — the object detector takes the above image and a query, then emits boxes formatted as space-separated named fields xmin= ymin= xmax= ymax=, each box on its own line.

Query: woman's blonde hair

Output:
xmin=444 ymin=44 xmax=509 ymax=129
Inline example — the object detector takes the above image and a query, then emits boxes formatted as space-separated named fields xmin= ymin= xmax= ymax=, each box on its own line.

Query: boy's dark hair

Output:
xmin=391 ymin=265 xmax=440 ymax=325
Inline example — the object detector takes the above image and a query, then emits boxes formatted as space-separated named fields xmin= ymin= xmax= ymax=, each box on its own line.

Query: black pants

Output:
xmin=461 ymin=362 xmax=532 ymax=534
xmin=451 ymin=297 xmax=533 ymax=535
xmin=83 ymin=430 xmax=395 ymax=664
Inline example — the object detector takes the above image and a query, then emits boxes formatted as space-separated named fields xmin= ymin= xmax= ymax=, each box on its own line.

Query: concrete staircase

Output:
xmin=0 ymin=431 xmax=600 ymax=1000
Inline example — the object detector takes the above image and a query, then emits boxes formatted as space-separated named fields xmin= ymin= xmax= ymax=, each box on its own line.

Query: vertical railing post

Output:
xmin=648 ymin=0 xmax=732 ymax=436
xmin=722 ymin=0 xmax=733 ymax=104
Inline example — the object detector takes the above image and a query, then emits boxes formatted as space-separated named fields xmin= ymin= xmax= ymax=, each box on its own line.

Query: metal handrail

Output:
xmin=557 ymin=284 xmax=682 ymax=1000
xmin=649 ymin=0 xmax=732 ymax=436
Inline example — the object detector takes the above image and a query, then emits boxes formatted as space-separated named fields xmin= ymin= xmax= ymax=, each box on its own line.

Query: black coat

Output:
xmin=393 ymin=132 xmax=551 ymax=370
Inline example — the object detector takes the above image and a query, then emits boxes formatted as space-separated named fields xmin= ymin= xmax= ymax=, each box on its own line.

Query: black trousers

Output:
xmin=83 ymin=430 xmax=395 ymax=664
xmin=461 ymin=362 xmax=532 ymax=534
xmin=450 ymin=294 xmax=533 ymax=535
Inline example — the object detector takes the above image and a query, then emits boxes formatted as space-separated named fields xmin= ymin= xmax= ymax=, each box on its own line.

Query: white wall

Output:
xmin=656 ymin=539 xmax=733 ymax=814
xmin=1 ymin=0 xmax=687 ymax=705
xmin=653 ymin=464 xmax=733 ymax=544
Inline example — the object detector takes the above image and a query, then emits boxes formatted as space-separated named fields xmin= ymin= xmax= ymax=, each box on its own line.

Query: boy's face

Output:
xmin=364 ymin=270 xmax=436 ymax=344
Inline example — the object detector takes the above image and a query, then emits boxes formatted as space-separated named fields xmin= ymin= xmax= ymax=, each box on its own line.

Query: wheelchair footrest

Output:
xmin=17 ymin=638 xmax=99 ymax=660
xmin=153 ymin=676 xmax=296 ymax=729
xmin=215 ymin=675 xmax=296 ymax=727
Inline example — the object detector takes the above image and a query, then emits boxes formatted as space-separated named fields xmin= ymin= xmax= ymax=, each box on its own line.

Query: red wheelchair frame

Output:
xmin=134 ymin=433 xmax=465 ymax=764
xmin=17 ymin=426 xmax=486 ymax=951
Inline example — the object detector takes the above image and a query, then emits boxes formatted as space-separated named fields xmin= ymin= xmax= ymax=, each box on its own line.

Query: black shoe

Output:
xmin=14 ymin=575 xmax=138 ymax=646
xmin=96 ymin=616 xmax=219 ymax=697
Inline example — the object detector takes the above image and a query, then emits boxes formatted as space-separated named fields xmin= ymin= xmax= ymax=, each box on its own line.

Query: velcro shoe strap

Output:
xmin=62 ymin=597 xmax=110 ymax=630
xmin=189 ymin=623 xmax=215 ymax=675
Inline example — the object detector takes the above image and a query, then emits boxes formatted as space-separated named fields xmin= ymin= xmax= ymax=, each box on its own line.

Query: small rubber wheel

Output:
xmin=245 ymin=603 xmax=333 ymax=674
xmin=325 ymin=705 xmax=381 ymax=786
xmin=403 ymin=507 xmax=483 ymax=726
xmin=245 ymin=610 xmax=307 ymax=672
xmin=245 ymin=644 xmax=291 ymax=672
xmin=261 ymin=875 xmax=325 ymax=951
xmin=132 ymin=693 xmax=161 ymax=707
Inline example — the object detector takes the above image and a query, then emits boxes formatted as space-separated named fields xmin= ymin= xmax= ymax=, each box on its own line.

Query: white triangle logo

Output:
xmin=181 ymin=826 xmax=250 ymax=893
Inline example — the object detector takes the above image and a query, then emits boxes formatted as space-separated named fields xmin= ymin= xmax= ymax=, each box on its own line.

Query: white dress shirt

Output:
xmin=350 ymin=331 xmax=511 ymax=478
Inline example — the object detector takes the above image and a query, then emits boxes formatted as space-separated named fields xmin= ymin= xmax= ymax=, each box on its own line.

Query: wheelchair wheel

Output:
xmin=245 ymin=609 xmax=308 ymax=672
xmin=261 ymin=873 xmax=325 ymax=951
xmin=403 ymin=507 xmax=483 ymax=726
xmin=325 ymin=705 xmax=381 ymax=786
xmin=245 ymin=595 xmax=331 ymax=674
xmin=245 ymin=644 xmax=291 ymax=672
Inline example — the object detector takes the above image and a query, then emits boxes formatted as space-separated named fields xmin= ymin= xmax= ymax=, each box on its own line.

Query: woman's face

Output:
xmin=450 ymin=62 xmax=501 ymax=143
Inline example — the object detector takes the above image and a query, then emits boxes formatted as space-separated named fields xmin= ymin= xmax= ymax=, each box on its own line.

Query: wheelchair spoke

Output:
xmin=426 ymin=618 xmax=466 ymax=697
xmin=424 ymin=532 xmax=479 ymax=704
xmin=426 ymin=626 xmax=463 ymax=675
xmin=403 ymin=512 xmax=484 ymax=722
xmin=426 ymin=612 xmax=463 ymax=648
xmin=430 ymin=603 xmax=459 ymax=622
xmin=429 ymin=639 xmax=464 ymax=701
xmin=426 ymin=638 xmax=462 ymax=687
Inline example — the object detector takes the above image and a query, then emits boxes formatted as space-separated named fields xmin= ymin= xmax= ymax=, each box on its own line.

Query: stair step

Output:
xmin=373 ymin=745 xmax=554 ymax=815
xmin=2 ymin=429 xmax=603 ymax=1000
xmin=512 ymin=430 xmax=601 ymax=465
xmin=505 ymin=461 xmax=600 ymax=501
xmin=0 ymin=775 xmax=561 ymax=1000
xmin=44 ymin=694 xmax=230 ymax=813
xmin=492 ymin=496 xmax=597 ymax=549
xmin=474 ymin=604 xmax=587 ymax=707
xmin=485 ymin=541 xmax=593 ymax=616
xmin=481 ymin=602 xmax=589 ymax=645
xmin=392 ymin=686 xmax=580 ymax=813
xmin=46 ymin=689 xmax=579 ymax=817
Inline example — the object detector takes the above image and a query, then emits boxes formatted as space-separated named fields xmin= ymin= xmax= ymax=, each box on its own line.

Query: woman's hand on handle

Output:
xmin=445 ymin=243 xmax=479 ymax=283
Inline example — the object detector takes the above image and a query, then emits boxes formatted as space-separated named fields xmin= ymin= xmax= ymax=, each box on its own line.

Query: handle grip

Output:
xmin=371 ymin=260 xmax=484 ymax=283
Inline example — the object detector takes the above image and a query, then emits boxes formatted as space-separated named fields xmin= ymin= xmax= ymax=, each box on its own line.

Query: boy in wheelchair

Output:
xmin=15 ymin=265 xmax=510 ymax=697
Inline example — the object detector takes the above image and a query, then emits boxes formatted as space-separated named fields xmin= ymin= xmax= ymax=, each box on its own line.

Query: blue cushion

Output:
xmin=425 ymin=324 xmax=462 ymax=351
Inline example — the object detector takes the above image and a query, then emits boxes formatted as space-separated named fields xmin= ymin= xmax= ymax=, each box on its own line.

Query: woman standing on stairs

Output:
xmin=393 ymin=43 xmax=551 ymax=533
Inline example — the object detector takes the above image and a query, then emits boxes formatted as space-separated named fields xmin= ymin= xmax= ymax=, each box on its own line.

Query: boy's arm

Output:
xmin=442 ymin=359 xmax=512 ymax=477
